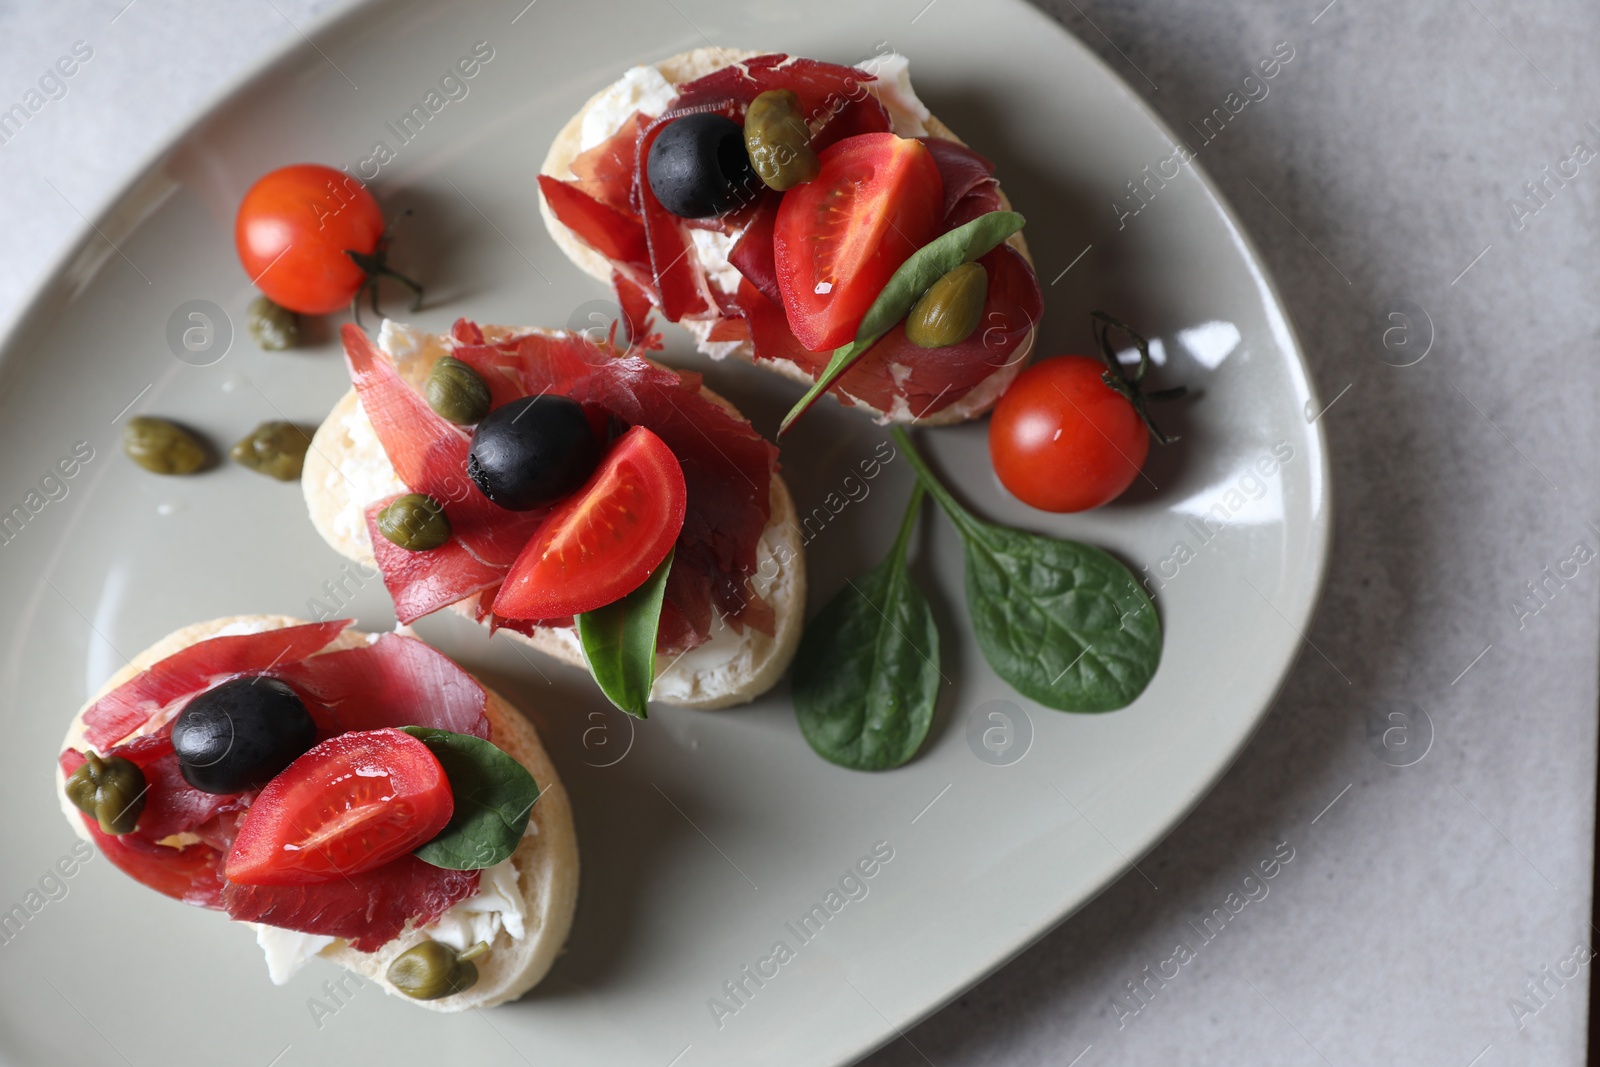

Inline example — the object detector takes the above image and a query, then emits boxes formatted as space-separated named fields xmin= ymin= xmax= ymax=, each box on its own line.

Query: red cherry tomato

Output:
xmin=773 ymin=133 xmax=944 ymax=351
xmin=224 ymin=728 xmax=453 ymax=887
xmin=493 ymin=425 xmax=687 ymax=620
xmin=235 ymin=164 xmax=385 ymax=315
xmin=989 ymin=356 xmax=1150 ymax=512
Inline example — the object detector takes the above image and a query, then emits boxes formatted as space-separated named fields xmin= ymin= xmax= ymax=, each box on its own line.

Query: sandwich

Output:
xmin=538 ymin=48 xmax=1043 ymax=426
xmin=303 ymin=319 xmax=804 ymax=711
xmin=56 ymin=615 xmax=577 ymax=1011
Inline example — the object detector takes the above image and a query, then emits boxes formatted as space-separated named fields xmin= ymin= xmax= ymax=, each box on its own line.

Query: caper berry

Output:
xmin=387 ymin=940 xmax=487 ymax=1000
xmin=64 ymin=752 xmax=147 ymax=836
xmin=123 ymin=416 xmax=208 ymax=475
xmin=905 ymin=261 xmax=989 ymax=349
xmin=744 ymin=89 xmax=820 ymax=192
xmin=377 ymin=493 xmax=452 ymax=551
xmin=245 ymin=295 xmax=299 ymax=351
xmin=425 ymin=356 xmax=492 ymax=425
xmin=230 ymin=420 xmax=312 ymax=481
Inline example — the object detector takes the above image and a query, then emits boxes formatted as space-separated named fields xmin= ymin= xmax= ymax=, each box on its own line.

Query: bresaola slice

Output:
xmin=223 ymin=856 xmax=480 ymax=952
xmin=81 ymin=619 xmax=347 ymax=750
xmin=272 ymin=632 xmax=490 ymax=739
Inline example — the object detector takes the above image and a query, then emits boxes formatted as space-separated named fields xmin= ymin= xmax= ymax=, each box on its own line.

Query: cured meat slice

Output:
xmin=273 ymin=632 xmax=489 ymax=740
xmin=223 ymin=856 xmax=481 ymax=952
xmin=82 ymin=620 xmax=348 ymax=750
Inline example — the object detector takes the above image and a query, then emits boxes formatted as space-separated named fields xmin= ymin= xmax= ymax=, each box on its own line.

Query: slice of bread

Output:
xmin=55 ymin=615 xmax=579 ymax=1012
xmin=537 ymin=47 xmax=1036 ymax=426
xmin=301 ymin=322 xmax=805 ymax=710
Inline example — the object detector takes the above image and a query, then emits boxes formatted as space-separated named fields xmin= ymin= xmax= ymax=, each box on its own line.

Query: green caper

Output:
xmin=387 ymin=940 xmax=488 ymax=1000
xmin=245 ymin=295 xmax=299 ymax=351
xmin=425 ymin=356 xmax=492 ymax=425
xmin=64 ymin=752 xmax=146 ymax=836
xmin=744 ymin=89 xmax=820 ymax=192
xmin=377 ymin=493 xmax=452 ymax=551
xmin=123 ymin=416 xmax=208 ymax=475
xmin=905 ymin=261 xmax=989 ymax=348
xmin=230 ymin=420 xmax=312 ymax=481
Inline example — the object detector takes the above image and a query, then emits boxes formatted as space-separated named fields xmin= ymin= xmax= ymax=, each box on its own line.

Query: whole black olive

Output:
xmin=646 ymin=113 xmax=762 ymax=219
xmin=467 ymin=395 xmax=602 ymax=511
xmin=171 ymin=676 xmax=318 ymax=794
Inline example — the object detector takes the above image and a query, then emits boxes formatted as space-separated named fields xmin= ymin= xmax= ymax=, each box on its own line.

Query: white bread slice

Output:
xmin=55 ymin=615 xmax=579 ymax=1012
xmin=301 ymin=322 xmax=804 ymax=710
xmin=537 ymin=47 xmax=1036 ymax=426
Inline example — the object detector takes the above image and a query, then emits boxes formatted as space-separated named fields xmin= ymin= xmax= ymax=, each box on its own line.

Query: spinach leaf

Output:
xmin=577 ymin=549 xmax=674 ymax=719
xmin=793 ymin=484 xmax=941 ymax=769
xmin=891 ymin=427 xmax=1161 ymax=711
xmin=779 ymin=211 xmax=1027 ymax=434
xmin=403 ymin=726 xmax=540 ymax=871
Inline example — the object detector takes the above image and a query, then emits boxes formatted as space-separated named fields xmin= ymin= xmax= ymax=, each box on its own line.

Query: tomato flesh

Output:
xmin=493 ymin=425 xmax=687 ymax=620
xmin=235 ymin=164 xmax=385 ymax=315
xmin=224 ymin=728 xmax=452 ymax=887
xmin=989 ymin=356 xmax=1150 ymax=513
xmin=773 ymin=133 xmax=944 ymax=352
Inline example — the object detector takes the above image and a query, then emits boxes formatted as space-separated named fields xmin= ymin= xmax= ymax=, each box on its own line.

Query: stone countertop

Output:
xmin=1 ymin=2 xmax=1594 ymax=1065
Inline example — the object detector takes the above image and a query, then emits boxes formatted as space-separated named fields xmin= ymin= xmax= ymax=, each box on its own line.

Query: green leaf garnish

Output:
xmin=403 ymin=727 xmax=540 ymax=871
xmin=892 ymin=427 xmax=1161 ymax=711
xmin=793 ymin=483 xmax=940 ymax=770
xmin=576 ymin=549 xmax=675 ymax=719
xmin=779 ymin=210 xmax=1026 ymax=434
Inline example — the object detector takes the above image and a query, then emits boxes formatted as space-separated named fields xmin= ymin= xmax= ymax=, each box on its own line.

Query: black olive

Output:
xmin=171 ymin=677 xmax=318 ymax=795
xmin=467 ymin=395 xmax=602 ymax=511
xmin=646 ymin=113 xmax=762 ymax=219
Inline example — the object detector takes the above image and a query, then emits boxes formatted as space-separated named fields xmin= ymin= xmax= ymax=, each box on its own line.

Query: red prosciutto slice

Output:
xmin=82 ymin=619 xmax=348 ymax=750
xmin=273 ymin=632 xmax=489 ymax=739
xmin=343 ymin=323 xmax=548 ymax=568
xmin=537 ymin=174 xmax=650 ymax=273
xmin=102 ymin=733 xmax=255 ymax=845
xmin=223 ymin=856 xmax=480 ymax=952
xmin=59 ymin=750 xmax=228 ymax=907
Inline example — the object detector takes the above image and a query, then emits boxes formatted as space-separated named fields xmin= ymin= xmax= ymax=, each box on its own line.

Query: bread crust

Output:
xmin=536 ymin=48 xmax=1036 ymax=425
xmin=301 ymin=323 xmax=805 ymax=710
xmin=55 ymin=615 xmax=579 ymax=1013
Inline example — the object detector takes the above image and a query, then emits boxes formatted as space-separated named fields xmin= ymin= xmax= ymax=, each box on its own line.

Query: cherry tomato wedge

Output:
xmin=235 ymin=164 xmax=385 ymax=315
xmin=773 ymin=133 xmax=944 ymax=352
xmin=989 ymin=356 xmax=1150 ymax=513
xmin=224 ymin=728 xmax=452 ymax=887
xmin=492 ymin=425 xmax=687 ymax=620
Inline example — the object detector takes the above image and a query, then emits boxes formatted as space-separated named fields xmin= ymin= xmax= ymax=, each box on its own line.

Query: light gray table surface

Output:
xmin=1 ymin=1 xmax=1595 ymax=1064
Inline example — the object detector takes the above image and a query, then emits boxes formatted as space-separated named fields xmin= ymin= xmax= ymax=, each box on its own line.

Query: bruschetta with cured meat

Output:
xmin=538 ymin=48 xmax=1043 ymax=426
xmin=303 ymin=319 xmax=804 ymax=711
xmin=56 ymin=615 xmax=577 ymax=1011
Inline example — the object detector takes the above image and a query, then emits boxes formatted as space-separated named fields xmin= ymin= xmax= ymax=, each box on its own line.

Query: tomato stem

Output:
xmin=1089 ymin=311 xmax=1185 ymax=446
xmin=346 ymin=209 xmax=425 ymax=327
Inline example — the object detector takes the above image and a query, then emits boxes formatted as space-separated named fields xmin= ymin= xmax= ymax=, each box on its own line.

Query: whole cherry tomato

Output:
xmin=989 ymin=355 xmax=1151 ymax=512
xmin=235 ymin=164 xmax=403 ymax=315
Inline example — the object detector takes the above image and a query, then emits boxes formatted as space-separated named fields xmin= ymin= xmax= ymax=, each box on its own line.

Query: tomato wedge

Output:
xmin=224 ymin=729 xmax=453 ymax=887
xmin=493 ymin=425 xmax=686 ymax=620
xmin=773 ymin=133 xmax=944 ymax=352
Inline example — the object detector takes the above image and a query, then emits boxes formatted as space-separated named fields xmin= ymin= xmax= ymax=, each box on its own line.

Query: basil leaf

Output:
xmin=577 ymin=549 xmax=674 ymax=719
xmin=892 ymin=428 xmax=1161 ymax=711
xmin=779 ymin=210 xmax=1026 ymax=433
xmin=402 ymin=726 xmax=540 ymax=871
xmin=793 ymin=484 xmax=940 ymax=770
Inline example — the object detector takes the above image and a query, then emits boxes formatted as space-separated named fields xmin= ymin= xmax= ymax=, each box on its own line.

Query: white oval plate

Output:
xmin=0 ymin=0 xmax=1328 ymax=1064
